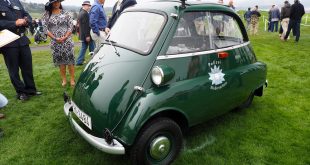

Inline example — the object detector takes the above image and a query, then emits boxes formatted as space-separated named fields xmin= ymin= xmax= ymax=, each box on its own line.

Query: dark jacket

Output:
xmin=281 ymin=3 xmax=291 ymax=20
xmin=78 ymin=9 xmax=91 ymax=41
xmin=270 ymin=7 xmax=280 ymax=21
xmin=289 ymin=2 xmax=305 ymax=21
xmin=0 ymin=0 xmax=31 ymax=48
xmin=107 ymin=0 xmax=137 ymax=29
xmin=244 ymin=10 xmax=251 ymax=20
xmin=251 ymin=10 xmax=261 ymax=18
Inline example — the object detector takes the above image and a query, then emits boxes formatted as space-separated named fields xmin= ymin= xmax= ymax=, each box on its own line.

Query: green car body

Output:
xmin=64 ymin=1 xmax=267 ymax=164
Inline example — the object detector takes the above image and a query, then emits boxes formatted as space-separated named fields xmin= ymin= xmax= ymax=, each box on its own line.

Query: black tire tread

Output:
xmin=130 ymin=117 xmax=183 ymax=165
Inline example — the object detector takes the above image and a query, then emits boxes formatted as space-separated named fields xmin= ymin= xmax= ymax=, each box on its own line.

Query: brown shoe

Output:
xmin=0 ymin=113 xmax=5 ymax=119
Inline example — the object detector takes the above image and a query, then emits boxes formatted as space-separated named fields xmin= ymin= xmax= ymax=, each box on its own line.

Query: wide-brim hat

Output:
xmin=45 ymin=0 xmax=64 ymax=10
xmin=82 ymin=1 xmax=91 ymax=6
xmin=45 ymin=0 xmax=64 ymax=6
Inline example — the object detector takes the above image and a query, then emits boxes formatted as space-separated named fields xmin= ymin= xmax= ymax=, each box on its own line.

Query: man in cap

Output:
xmin=0 ymin=0 xmax=41 ymax=101
xmin=283 ymin=0 xmax=305 ymax=42
xmin=76 ymin=1 xmax=95 ymax=65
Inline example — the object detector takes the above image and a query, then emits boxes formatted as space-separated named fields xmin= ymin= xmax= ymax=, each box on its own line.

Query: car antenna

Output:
xmin=180 ymin=0 xmax=186 ymax=9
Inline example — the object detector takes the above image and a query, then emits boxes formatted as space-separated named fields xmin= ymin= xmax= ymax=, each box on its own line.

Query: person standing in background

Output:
xmin=228 ymin=0 xmax=235 ymax=11
xmin=0 ymin=0 xmax=41 ymax=101
xmin=250 ymin=5 xmax=261 ymax=35
xmin=269 ymin=5 xmax=281 ymax=32
xmin=90 ymin=0 xmax=110 ymax=54
xmin=244 ymin=7 xmax=251 ymax=30
xmin=76 ymin=1 xmax=94 ymax=66
xmin=283 ymin=0 xmax=305 ymax=42
xmin=107 ymin=0 xmax=137 ymax=29
xmin=42 ymin=0 xmax=75 ymax=87
xmin=280 ymin=1 xmax=291 ymax=39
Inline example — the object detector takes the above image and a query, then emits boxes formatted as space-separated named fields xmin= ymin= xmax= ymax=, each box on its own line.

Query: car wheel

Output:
xmin=130 ymin=117 xmax=183 ymax=165
xmin=238 ymin=92 xmax=254 ymax=109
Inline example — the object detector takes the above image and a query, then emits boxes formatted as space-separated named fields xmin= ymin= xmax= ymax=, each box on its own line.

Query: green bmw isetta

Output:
xmin=64 ymin=0 xmax=267 ymax=164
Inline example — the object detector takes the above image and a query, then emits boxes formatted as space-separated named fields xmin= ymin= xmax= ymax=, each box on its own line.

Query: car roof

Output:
xmin=128 ymin=0 xmax=234 ymax=14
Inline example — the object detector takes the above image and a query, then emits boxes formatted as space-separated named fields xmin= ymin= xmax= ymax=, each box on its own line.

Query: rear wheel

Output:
xmin=238 ymin=92 xmax=254 ymax=109
xmin=130 ymin=118 xmax=183 ymax=165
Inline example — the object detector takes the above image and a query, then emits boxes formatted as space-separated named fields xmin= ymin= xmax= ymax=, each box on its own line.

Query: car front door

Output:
xmin=155 ymin=11 xmax=250 ymax=124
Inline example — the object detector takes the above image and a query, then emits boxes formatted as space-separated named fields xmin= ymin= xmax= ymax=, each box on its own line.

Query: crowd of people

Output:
xmin=244 ymin=0 xmax=305 ymax=42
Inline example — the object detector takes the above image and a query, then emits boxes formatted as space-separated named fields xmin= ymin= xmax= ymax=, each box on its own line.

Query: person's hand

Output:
xmin=60 ymin=36 xmax=67 ymax=43
xmin=86 ymin=36 xmax=91 ymax=43
xmin=15 ymin=19 xmax=27 ymax=26
xmin=56 ymin=38 xmax=63 ymax=44
xmin=23 ymin=17 xmax=29 ymax=26
xmin=105 ymin=28 xmax=110 ymax=34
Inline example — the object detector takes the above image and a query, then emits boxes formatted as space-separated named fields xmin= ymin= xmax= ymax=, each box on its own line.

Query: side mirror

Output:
xmin=151 ymin=65 xmax=175 ymax=86
xmin=0 ymin=93 xmax=8 ymax=109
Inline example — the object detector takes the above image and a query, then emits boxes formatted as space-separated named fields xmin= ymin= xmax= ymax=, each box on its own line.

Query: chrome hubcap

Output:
xmin=149 ymin=136 xmax=171 ymax=160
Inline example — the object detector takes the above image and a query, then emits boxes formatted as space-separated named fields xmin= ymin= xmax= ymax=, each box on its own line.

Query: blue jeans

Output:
xmin=76 ymin=40 xmax=95 ymax=65
xmin=270 ymin=21 xmax=279 ymax=32
xmin=285 ymin=19 xmax=301 ymax=42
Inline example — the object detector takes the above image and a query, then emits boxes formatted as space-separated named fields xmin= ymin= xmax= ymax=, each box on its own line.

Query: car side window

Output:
xmin=166 ymin=12 xmax=212 ymax=55
xmin=210 ymin=13 xmax=244 ymax=48
xmin=166 ymin=12 xmax=244 ymax=55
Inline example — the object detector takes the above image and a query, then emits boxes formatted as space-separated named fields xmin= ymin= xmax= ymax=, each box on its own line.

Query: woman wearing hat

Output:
xmin=42 ymin=0 xmax=75 ymax=87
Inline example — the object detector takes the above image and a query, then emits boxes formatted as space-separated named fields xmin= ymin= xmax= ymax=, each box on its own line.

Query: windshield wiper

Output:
xmin=105 ymin=39 xmax=120 ymax=56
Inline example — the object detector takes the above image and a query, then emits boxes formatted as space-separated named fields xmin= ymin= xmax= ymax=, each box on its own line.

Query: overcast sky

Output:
xmin=25 ymin=0 xmax=310 ymax=9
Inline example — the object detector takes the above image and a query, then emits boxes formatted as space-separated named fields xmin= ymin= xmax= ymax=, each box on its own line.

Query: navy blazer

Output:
xmin=0 ymin=0 xmax=31 ymax=48
xmin=107 ymin=0 xmax=137 ymax=29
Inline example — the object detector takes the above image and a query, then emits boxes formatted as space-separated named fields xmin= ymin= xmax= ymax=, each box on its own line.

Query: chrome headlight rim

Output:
xmin=151 ymin=66 xmax=164 ymax=86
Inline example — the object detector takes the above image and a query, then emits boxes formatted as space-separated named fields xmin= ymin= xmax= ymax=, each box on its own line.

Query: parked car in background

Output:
xmin=64 ymin=1 xmax=267 ymax=164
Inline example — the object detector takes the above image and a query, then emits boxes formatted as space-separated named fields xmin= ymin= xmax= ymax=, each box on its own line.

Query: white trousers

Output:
xmin=90 ymin=29 xmax=107 ymax=54
xmin=281 ymin=18 xmax=290 ymax=39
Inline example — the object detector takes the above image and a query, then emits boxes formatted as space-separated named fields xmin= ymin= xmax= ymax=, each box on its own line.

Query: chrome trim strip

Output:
xmin=157 ymin=42 xmax=250 ymax=60
xmin=64 ymin=102 xmax=125 ymax=155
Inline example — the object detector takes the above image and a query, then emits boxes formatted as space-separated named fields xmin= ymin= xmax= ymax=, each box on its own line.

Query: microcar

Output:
xmin=64 ymin=1 xmax=267 ymax=164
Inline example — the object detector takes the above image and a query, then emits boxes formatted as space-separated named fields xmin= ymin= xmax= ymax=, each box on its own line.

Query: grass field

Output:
xmin=0 ymin=17 xmax=310 ymax=164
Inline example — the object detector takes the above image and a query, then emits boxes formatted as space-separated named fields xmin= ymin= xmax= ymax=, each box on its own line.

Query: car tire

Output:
xmin=238 ymin=92 xmax=254 ymax=109
xmin=130 ymin=117 xmax=183 ymax=165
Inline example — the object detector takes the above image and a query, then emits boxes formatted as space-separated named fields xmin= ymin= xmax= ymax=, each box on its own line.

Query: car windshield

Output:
xmin=108 ymin=12 xmax=166 ymax=54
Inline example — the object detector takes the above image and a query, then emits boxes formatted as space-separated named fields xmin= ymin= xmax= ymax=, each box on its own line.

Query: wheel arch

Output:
xmin=145 ymin=109 xmax=190 ymax=133
xmin=119 ymin=108 xmax=189 ymax=149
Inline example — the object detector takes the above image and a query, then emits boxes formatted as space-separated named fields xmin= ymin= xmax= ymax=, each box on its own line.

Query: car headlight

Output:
xmin=151 ymin=65 xmax=175 ymax=86
xmin=151 ymin=66 xmax=164 ymax=86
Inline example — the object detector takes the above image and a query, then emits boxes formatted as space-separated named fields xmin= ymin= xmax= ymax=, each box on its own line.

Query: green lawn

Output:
xmin=0 ymin=18 xmax=310 ymax=164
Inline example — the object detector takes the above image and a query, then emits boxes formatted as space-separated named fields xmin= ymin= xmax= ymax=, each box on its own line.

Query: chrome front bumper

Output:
xmin=64 ymin=102 xmax=125 ymax=155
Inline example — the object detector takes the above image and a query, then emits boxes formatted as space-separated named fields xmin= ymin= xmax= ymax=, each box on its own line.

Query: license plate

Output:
xmin=72 ymin=104 xmax=92 ymax=130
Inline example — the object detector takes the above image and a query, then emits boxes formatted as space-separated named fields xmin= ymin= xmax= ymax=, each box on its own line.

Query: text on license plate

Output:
xmin=73 ymin=106 xmax=92 ymax=130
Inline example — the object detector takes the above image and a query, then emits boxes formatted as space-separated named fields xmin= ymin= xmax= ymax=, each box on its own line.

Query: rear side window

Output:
xmin=166 ymin=11 xmax=244 ymax=55
xmin=210 ymin=13 xmax=244 ymax=48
